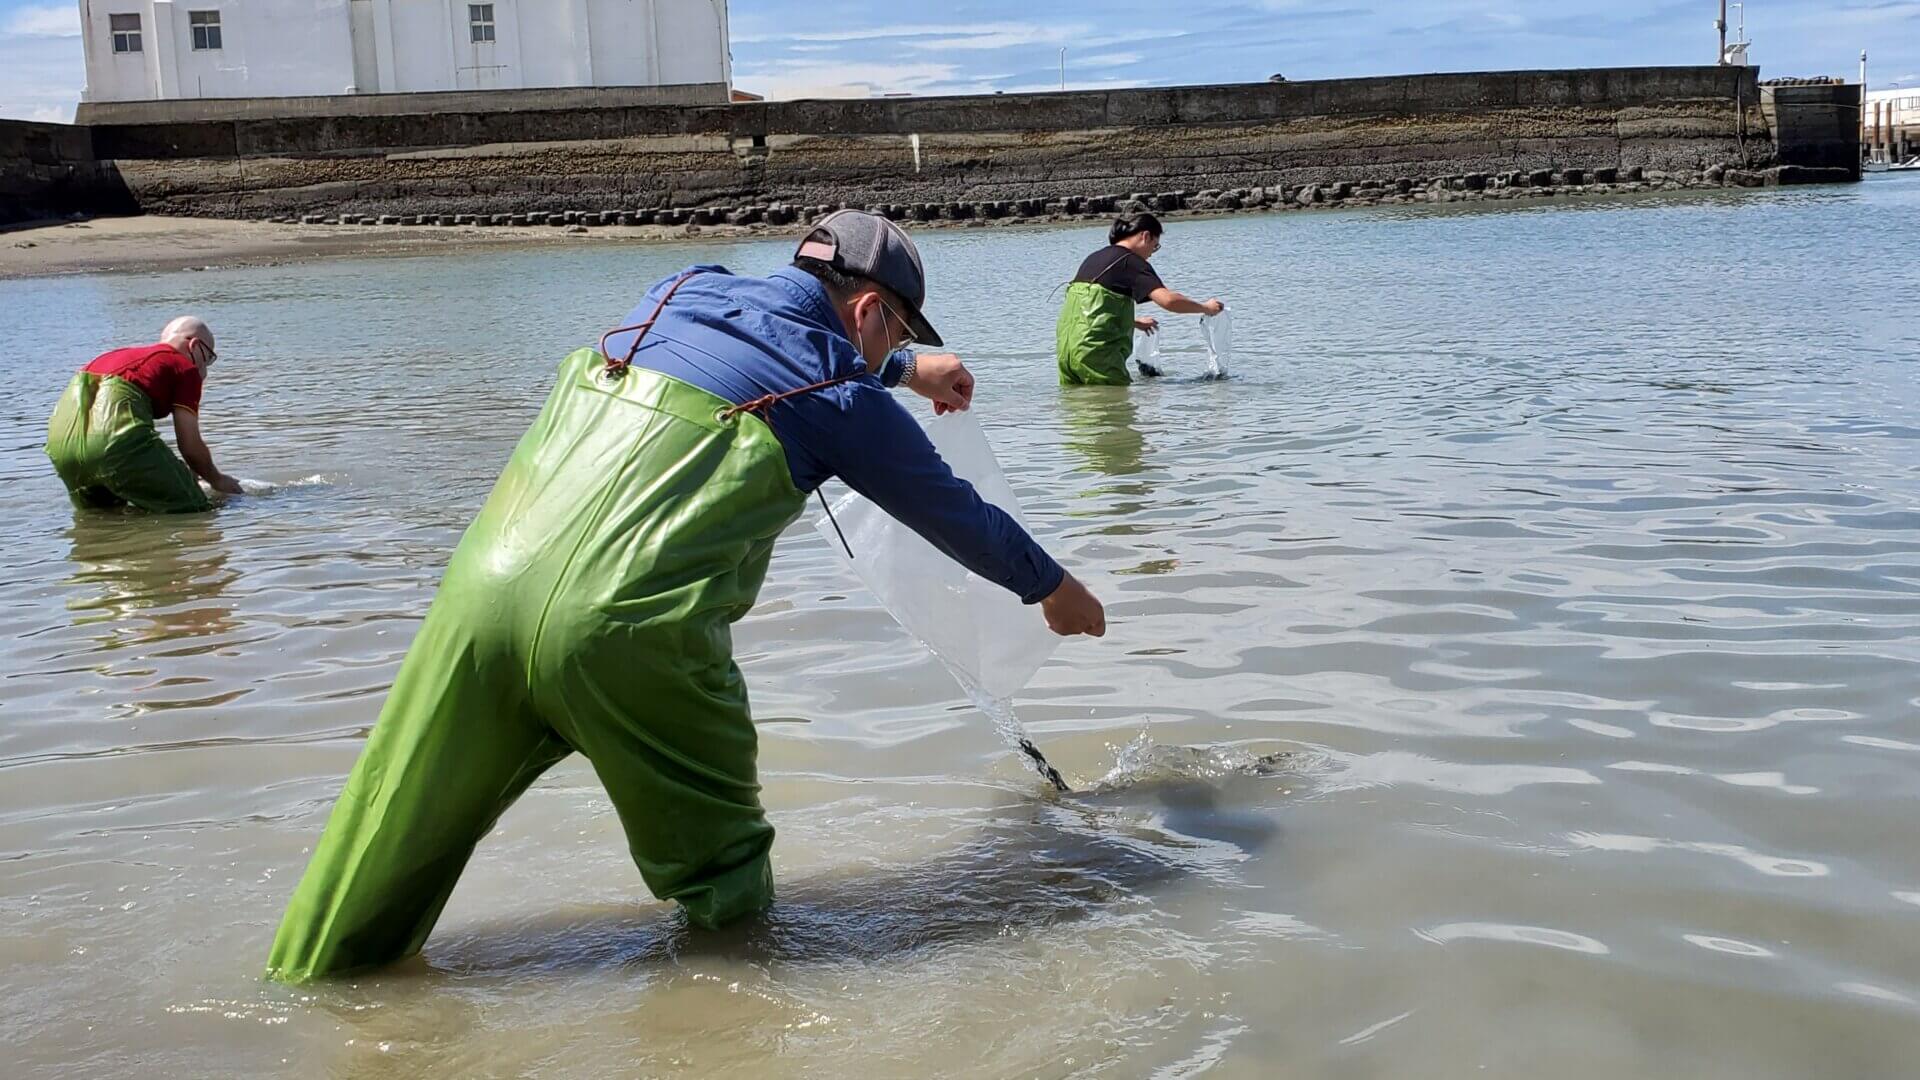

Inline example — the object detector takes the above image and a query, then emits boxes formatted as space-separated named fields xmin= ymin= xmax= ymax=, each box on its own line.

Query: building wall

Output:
xmin=1864 ymin=88 xmax=1920 ymax=124
xmin=384 ymin=0 xmax=448 ymax=92
xmin=80 ymin=0 xmax=359 ymax=101
xmin=77 ymin=0 xmax=727 ymax=102
xmin=519 ymin=0 xmax=590 ymax=88
xmin=655 ymin=0 xmax=727 ymax=88
xmin=1864 ymin=87 xmax=1920 ymax=155
xmin=588 ymin=0 xmax=651 ymax=86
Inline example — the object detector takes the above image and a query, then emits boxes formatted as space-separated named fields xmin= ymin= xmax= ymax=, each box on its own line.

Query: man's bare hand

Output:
xmin=1039 ymin=573 xmax=1106 ymax=637
xmin=909 ymin=352 xmax=974 ymax=415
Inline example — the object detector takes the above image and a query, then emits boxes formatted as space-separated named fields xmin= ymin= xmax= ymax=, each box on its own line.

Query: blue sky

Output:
xmin=3 ymin=0 xmax=1916 ymax=121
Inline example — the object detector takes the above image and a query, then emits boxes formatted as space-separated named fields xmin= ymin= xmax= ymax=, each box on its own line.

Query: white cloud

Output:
xmin=737 ymin=20 xmax=1105 ymax=49
xmin=1075 ymin=51 xmax=1144 ymax=69
xmin=20 ymin=102 xmax=71 ymax=122
xmin=730 ymin=50 xmax=1163 ymax=101
xmin=994 ymin=77 xmax=1152 ymax=94
xmin=735 ymin=22 xmax=1014 ymax=45
xmin=4 ymin=4 xmax=81 ymax=37
xmin=0 ymin=17 xmax=84 ymax=122
xmin=909 ymin=26 xmax=1091 ymax=51
xmin=733 ymin=59 xmax=964 ymax=100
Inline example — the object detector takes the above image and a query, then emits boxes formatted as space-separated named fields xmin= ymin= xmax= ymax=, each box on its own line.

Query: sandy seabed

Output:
xmin=0 ymin=214 xmax=769 ymax=279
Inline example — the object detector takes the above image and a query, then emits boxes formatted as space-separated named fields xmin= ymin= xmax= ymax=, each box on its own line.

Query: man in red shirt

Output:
xmin=46 ymin=316 xmax=242 ymax=513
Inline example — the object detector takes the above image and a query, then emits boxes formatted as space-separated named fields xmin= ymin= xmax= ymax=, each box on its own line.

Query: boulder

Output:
xmin=1768 ymin=165 xmax=1854 ymax=185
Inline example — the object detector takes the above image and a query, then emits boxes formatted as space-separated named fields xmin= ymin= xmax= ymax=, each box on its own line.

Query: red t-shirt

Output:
xmin=84 ymin=343 xmax=204 ymax=414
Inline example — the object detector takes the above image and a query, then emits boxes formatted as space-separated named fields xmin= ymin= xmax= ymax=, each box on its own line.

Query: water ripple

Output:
xmin=5 ymin=183 xmax=1920 ymax=1077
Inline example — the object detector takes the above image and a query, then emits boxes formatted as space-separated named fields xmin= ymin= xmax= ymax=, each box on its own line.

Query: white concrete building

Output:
xmin=1864 ymin=86 xmax=1920 ymax=156
xmin=77 ymin=0 xmax=730 ymax=102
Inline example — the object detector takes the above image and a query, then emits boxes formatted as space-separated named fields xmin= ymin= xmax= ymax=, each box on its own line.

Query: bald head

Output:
xmin=161 ymin=316 xmax=216 ymax=369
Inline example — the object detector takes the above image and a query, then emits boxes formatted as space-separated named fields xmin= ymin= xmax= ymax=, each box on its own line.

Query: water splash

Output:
xmin=234 ymin=474 xmax=333 ymax=496
xmin=964 ymin=685 xmax=1298 ymax=797
xmin=1081 ymin=731 xmax=1296 ymax=795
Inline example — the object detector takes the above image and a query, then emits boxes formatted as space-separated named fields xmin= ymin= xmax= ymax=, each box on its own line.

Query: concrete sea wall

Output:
xmin=2 ymin=66 xmax=1858 ymax=230
xmin=0 ymin=120 xmax=136 ymax=226
xmin=1760 ymin=83 xmax=1864 ymax=174
xmin=73 ymin=82 xmax=731 ymax=125
xmin=93 ymin=66 xmax=1787 ymax=221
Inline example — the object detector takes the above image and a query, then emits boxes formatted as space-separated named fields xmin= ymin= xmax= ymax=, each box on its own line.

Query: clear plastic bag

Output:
xmin=816 ymin=411 xmax=1060 ymax=700
xmin=1199 ymin=305 xmax=1232 ymax=380
xmin=1133 ymin=326 xmax=1163 ymax=378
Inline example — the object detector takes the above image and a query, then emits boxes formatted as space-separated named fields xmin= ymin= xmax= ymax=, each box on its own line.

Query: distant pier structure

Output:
xmin=1864 ymin=88 xmax=1918 ymax=161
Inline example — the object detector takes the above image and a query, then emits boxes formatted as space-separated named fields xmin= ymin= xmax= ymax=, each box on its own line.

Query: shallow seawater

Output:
xmin=5 ymin=177 xmax=1920 ymax=1078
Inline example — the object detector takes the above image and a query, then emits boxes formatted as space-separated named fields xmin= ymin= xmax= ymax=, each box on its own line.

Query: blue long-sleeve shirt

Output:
xmin=601 ymin=265 xmax=1066 ymax=605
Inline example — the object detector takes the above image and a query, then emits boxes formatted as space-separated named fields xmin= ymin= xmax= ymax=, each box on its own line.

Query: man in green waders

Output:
xmin=46 ymin=316 xmax=243 ymax=512
xmin=1056 ymin=213 xmax=1225 ymax=385
xmin=267 ymin=211 xmax=1108 ymax=982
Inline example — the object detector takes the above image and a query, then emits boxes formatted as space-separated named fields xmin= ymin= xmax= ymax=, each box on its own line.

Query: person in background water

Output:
xmin=1056 ymin=213 xmax=1226 ymax=386
xmin=266 ymin=211 xmax=1108 ymax=982
xmin=45 ymin=316 xmax=242 ymax=513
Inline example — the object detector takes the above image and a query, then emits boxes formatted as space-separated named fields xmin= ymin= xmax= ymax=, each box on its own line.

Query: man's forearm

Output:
xmin=180 ymin=441 xmax=224 ymax=485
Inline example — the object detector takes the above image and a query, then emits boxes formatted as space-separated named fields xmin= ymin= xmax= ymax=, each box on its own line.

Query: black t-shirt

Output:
xmin=1073 ymin=245 xmax=1165 ymax=303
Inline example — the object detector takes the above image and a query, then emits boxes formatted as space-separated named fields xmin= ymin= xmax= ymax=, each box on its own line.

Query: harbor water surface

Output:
xmin=4 ymin=179 xmax=1920 ymax=1078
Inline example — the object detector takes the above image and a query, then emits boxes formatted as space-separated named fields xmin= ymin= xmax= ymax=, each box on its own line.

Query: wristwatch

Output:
xmin=897 ymin=351 xmax=917 ymax=387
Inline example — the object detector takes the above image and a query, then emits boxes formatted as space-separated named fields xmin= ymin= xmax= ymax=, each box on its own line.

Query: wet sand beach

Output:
xmin=0 ymin=213 xmax=767 ymax=279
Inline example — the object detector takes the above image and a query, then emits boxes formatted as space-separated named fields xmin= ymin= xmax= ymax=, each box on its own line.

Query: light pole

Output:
xmin=1059 ymin=48 xmax=1067 ymax=92
xmin=1716 ymin=0 xmax=1726 ymax=64
xmin=1860 ymin=50 xmax=1868 ymax=155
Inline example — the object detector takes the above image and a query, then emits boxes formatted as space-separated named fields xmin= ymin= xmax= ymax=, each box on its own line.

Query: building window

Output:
xmin=189 ymin=10 xmax=222 ymax=51
xmin=468 ymin=4 xmax=495 ymax=43
xmin=109 ymin=13 xmax=141 ymax=54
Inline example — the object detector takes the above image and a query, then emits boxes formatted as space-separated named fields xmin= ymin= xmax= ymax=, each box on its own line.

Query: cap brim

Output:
xmin=903 ymin=304 xmax=943 ymax=349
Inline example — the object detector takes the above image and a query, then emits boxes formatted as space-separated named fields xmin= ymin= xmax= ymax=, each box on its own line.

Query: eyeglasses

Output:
xmin=872 ymin=294 xmax=918 ymax=350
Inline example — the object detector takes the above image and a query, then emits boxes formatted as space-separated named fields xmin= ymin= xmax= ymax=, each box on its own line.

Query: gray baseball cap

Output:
xmin=795 ymin=210 xmax=944 ymax=348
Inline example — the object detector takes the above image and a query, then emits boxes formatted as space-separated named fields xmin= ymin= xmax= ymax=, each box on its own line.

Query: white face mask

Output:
xmin=852 ymin=293 xmax=912 ymax=368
